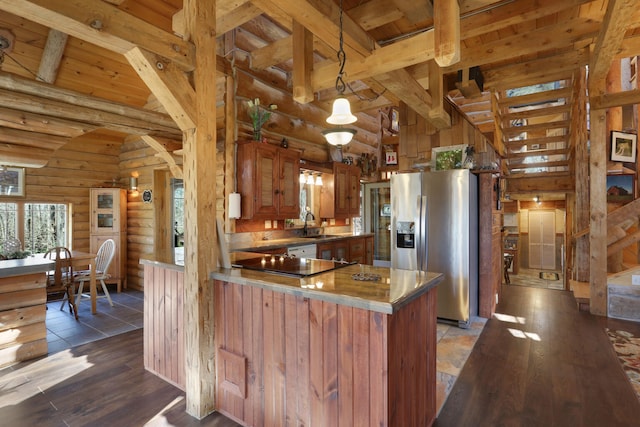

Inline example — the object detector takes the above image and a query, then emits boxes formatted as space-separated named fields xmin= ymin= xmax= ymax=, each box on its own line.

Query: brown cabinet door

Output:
xmin=317 ymin=242 xmax=334 ymax=260
xmin=334 ymin=163 xmax=349 ymax=216
xmin=365 ymin=236 xmax=374 ymax=265
xmin=277 ymin=149 xmax=300 ymax=218
xmin=254 ymin=144 xmax=278 ymax=218
xmin=348 ymin=237 xmax=365 ymax=263
xmin=347 ymin=167 xmax=361 ymax=216
xmin=334 ymin=240 xmax=348 ymax=262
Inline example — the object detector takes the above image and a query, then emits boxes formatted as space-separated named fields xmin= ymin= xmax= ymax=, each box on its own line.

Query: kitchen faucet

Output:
xmin=303 ymin=208 xmax=315 ymax=236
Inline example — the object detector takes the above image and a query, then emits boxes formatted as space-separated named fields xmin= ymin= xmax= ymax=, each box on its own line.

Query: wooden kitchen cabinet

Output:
xmin=477 ymin=172 xmax=501 ymax=318
xmin=320 ymin=162 xmax=361 ymax=219
xmin=348 ymin=237 xmax=365 ymax=264
xmin=237 ymin=141 xmax=300 ymax=220
xmin=365 ymin=235 xmax=374 ymax=265
xmin=90 ymin=188 xmax=127 ymax=290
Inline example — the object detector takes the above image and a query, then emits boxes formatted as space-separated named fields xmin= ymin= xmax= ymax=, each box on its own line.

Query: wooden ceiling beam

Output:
xmin=125 ymin=47 xmax=196 ymax=131
xmin=0 ymin=127 xmax=70 ymax=150
xmin=444 ymin=17 xmax=599 ymax=74
xmin=37 ymin=29 xmax=68 ymax=84
xmin=348 ymin=0 xmax=404 ymax=31
xmin=392 ymin=0 xmax=433 ymax=24
xmin=588 ymin=0 xmax=637 ymax=95
xmin=312 ymin=30 xmax=435 ymax=92
xmin=0 ymin=145 xmax=52 ymax=168
xmin=0 ymin=72 xmax=178 ymax=131
xmin=0 ymin=106 xmax=97 ymax=137
xmin=252 ymin=0 xmax=374 ymax=58
xmin=0 ymin=0 xmax=196 ymax=71
xmin=590 ymin=88 xmax=640 ymax=110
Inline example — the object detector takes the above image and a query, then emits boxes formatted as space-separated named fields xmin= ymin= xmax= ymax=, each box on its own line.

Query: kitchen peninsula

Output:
xmin=141 ymin=250 xmax=442 ymax=426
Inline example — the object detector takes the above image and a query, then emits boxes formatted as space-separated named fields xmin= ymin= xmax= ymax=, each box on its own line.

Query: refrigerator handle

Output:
xmin=416 ymin=195 xmax=427 ymax=271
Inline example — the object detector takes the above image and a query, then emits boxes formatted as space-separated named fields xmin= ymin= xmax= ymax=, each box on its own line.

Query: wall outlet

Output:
xmin=496 ymin=293 xmax=499 ymax=305
xmin=632 ymin=275 xmax=640 ymax=285
xmin=273 ymin=220 xmax=278 ymax=228
xmin=264 ymin=220 xmax=272 ymax=229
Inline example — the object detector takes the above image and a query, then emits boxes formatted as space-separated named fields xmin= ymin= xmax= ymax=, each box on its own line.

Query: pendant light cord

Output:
xmin=335 ymin=0 xmax=346 ymax=96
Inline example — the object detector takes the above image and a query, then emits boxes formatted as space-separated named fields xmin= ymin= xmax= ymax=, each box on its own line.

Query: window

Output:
xmin=0 ymin=202 xmax=69 ymax=253
xmin=172 ymin=179 xmax=184 ymax=247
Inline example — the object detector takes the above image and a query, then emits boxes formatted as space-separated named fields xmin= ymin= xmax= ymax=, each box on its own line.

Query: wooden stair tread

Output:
xmin=570 ymin=280 xmax=590 ymax=312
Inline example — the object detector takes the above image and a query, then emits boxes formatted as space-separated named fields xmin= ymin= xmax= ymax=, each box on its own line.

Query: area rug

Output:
xmin=606 ymin=328 xmax=640 ymax=401
xmin=539 ymin=272 xmax=559 ymax=280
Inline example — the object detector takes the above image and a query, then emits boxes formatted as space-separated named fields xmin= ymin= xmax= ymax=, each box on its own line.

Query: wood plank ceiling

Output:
xmin=0 ymin=0 xmax=639 ymax=199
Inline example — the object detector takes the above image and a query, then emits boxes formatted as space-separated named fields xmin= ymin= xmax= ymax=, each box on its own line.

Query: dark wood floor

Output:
xmin=0 ymin=329 xmax=240 ymax=427
xmin=2 ymin=285 xmax=639 ymax=426
xmin=435 ymin=285 xmax=640 ymax=427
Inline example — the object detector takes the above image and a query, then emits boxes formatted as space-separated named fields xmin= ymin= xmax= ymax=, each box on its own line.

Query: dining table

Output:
xmin=70 ymin=250 xmax=98 ymax=314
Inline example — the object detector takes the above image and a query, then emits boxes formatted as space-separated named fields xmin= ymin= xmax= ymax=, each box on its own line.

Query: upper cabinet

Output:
xmin=237 ymin=141 xmax=300 ymax=220
xmin=320 ymin=162 xmax=361 ymax=219
xmin=90 ymin=188 xmax=127 ymax=235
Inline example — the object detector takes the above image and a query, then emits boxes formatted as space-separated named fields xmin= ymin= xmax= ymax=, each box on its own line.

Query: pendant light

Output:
xmin=323 ymin=0 xmax=357 ymax=147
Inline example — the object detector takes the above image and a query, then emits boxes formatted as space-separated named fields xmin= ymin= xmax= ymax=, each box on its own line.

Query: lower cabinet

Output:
xmin=316 ymin=236 xmax=374 ymax=264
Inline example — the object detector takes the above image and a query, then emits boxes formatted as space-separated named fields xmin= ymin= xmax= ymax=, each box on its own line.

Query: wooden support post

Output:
xmin=183 ymin=0 xmax=218 ymax=418
xmin=589 ymin=106 xmax=608 ymax=316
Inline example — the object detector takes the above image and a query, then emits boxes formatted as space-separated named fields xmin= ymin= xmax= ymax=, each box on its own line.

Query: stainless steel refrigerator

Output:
xmin=390 ymin=169 xmax=478 ymax=328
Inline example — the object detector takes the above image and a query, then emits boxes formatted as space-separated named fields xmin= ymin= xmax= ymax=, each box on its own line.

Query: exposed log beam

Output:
xmin=348 ymin=0 xmax=403 ymax=31
xmin=140 ymin=135 xmax=183 ymax=179
xmin=312 ymin=30 xmax=435 ymax=92
xmin=444 ymin=18 xmax=600 ymax=74
xmin=588 ymin=0 xmax=637 ymax=95
xmin=125 ymin=47 xmax=197 ymax=131
xmin=0 ymin=87 xmax=180 ymax=137
xmin=590 ymin=88 xmax=640 ymax=110
xmin=427 ymin=60 xmax=451 ymax=128
xmin=37 ymin=29 xmax=68 ymax=84
xmin=0 ymin=0 xmax=195 ymax=71
xmin=252 ymin=0 xmax=375 ymax=58
xmin=0 ymin=106 xmax=97 ymax=137
xmin=392 ymin=0 xmax=433 ymax=24
xmin=0 ymin=72 xmax=179 ymax=132
xmin=0 ymin=145 xmax=52 ymax=168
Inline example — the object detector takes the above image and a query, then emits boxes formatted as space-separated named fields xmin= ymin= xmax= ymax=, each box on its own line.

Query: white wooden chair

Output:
xmin=75 ymin=238 xmax=116 ymax=307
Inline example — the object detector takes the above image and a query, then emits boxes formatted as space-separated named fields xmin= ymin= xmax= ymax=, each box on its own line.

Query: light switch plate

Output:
xmin=632 ymin=275 xmax=640 ymax=285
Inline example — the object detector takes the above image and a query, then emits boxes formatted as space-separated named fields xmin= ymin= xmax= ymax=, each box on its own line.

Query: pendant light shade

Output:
xmin=322 ymin=128 xmax=357 ymax=146
xmin=327 ymin=97 xmax=357 ymax=125
xmin=322 ymin=0 xmax=357 ymax=148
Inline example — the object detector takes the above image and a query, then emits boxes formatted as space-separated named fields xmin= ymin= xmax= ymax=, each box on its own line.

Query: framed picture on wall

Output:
xmin=611 ymin=131 xmax=637 ymax=163
xmin=0 ymin=167 xmax=25 ymax=197
xmin=606 ymin=173 xmax=635 ymax=204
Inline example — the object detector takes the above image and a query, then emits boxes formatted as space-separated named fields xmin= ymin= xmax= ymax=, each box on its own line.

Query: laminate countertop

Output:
xmin=211 ymin=252 xmax=442 ymax=314
xmin=0 ymin=257 xmax=54 ymax=278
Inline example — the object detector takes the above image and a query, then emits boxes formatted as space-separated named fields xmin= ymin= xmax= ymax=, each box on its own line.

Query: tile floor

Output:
xmin=46 ymin=288 xmax=144 ymax=354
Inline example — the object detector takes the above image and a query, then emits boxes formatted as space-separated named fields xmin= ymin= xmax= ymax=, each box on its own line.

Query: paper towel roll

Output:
xmin=229 ymin=192 xmax=241 ymax=219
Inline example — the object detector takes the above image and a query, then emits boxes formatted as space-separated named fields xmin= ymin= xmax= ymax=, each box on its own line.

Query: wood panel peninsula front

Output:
xmin=210 ymin=253 xmax=443 ymax=427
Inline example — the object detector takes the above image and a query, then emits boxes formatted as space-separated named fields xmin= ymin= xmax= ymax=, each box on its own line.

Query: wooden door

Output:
xmin=91 ymin=188 xmax=123 ymax=235
xmin=334 ymin=239 xmax=348 ymax=261
xmin=529 ymin=210 xmax=556 ymax=270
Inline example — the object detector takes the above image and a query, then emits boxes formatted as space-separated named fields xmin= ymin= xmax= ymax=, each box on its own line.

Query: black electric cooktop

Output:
xmin=232 ymin=255 xmax=353 ymax=278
